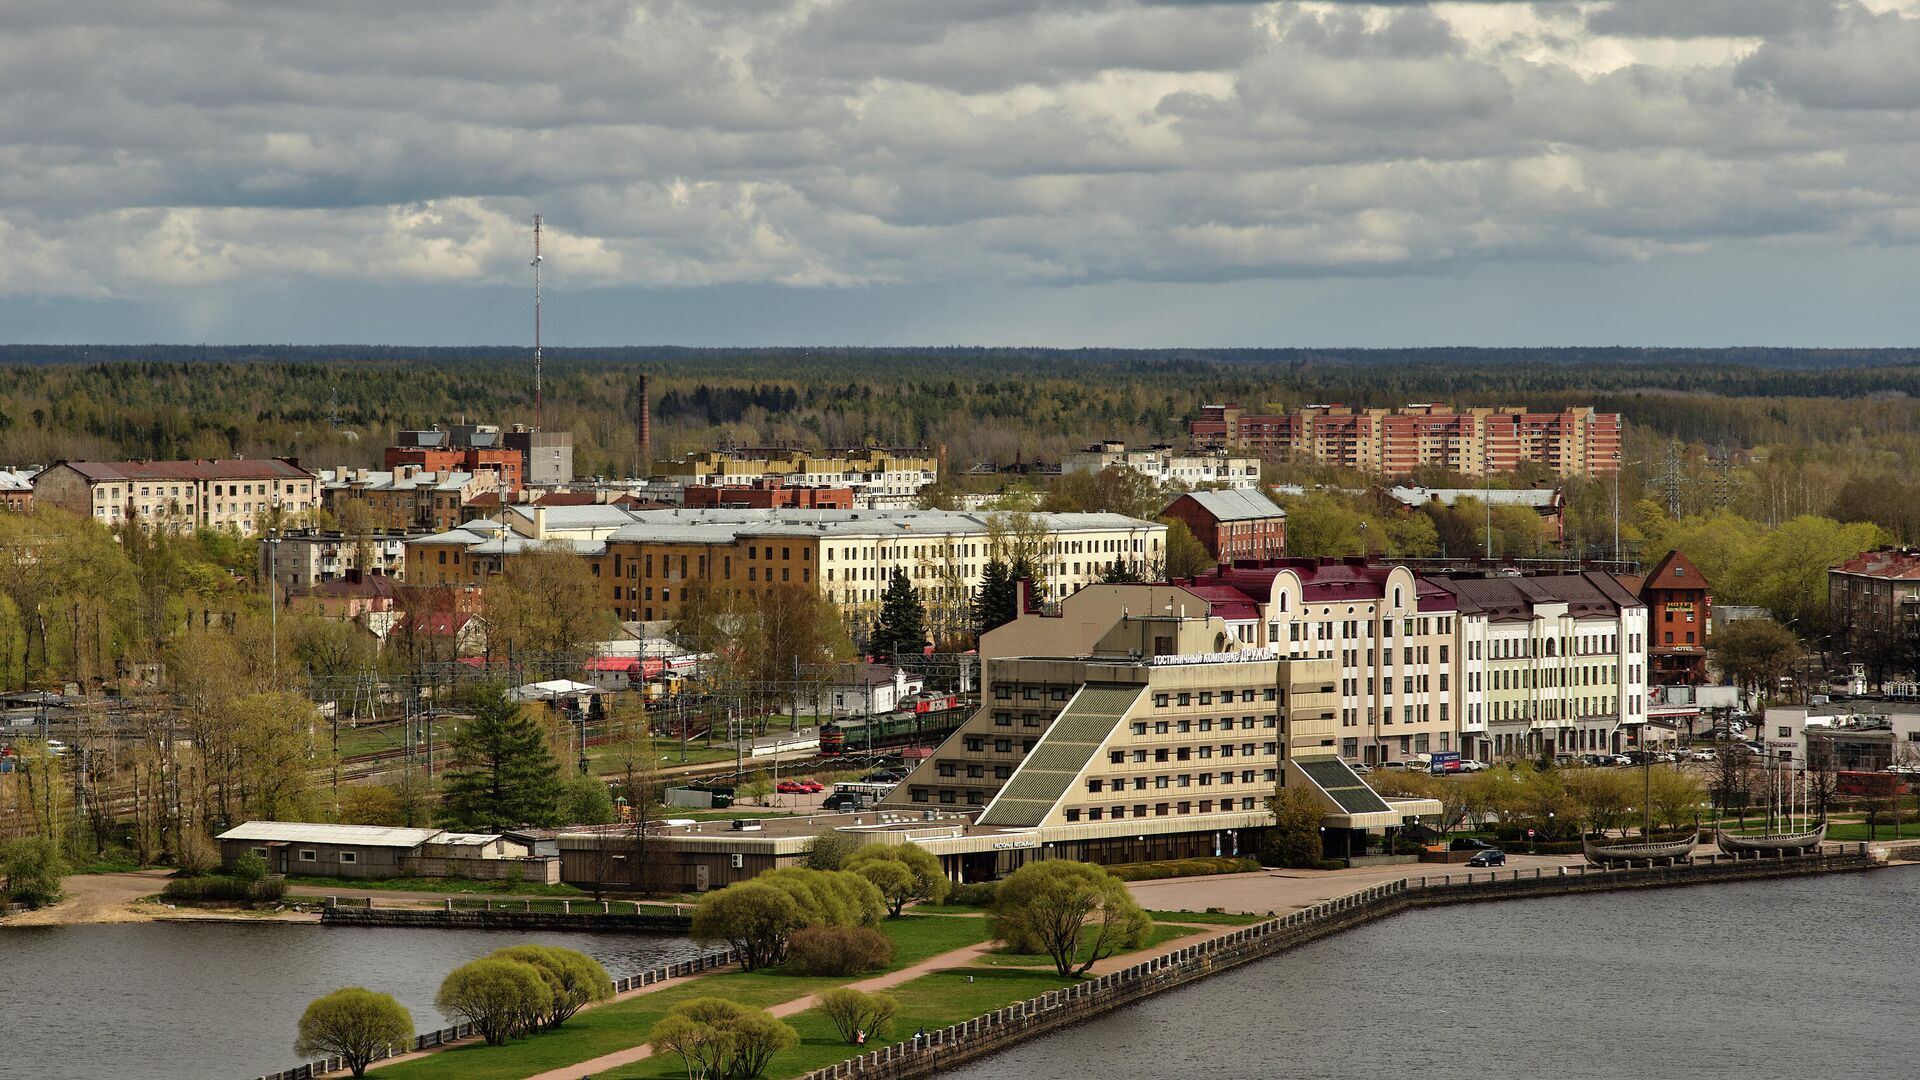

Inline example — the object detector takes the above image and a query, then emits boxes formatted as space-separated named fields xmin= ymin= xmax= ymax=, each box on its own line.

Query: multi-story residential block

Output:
xmin=388 ymin=426 xmax=526 ymax=494
xmin=1060 ymin=442 xmax=1261 ymax=489
xmin=405 ymin=506 xmax=1165 ymax=646
xmin=658 ymin=447 xmax=937 ymax=501
xmin=321 ymin=467 xmax=498 ymax=533
xmin=33 ymin=458 xmax=318 ymax=533
xmin=1615 ymin=549 xmax=1711 ymax=685
xmin=1189 ymin=403 xmax=1622 ymax=480
xmin=681 ymin=478 xmax=855 ymax=509
xmin=1829 ymin=548 xmax=1920 ymax=680
xmin=1160 ymin=489 xmax=1288 ymax=563
xmin=257 ymin=527 xmax=413 ymax=593
xmin=1432 ymin=573 xmax=1648 ymax=761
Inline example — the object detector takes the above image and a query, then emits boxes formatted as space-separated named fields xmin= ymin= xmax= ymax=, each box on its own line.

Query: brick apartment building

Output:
xmin=1830 ymin=547 xmax=1920 ymax=680
xmin=1160 ymin=489 xmax=1287 ymax=562
xmin=1188 ymin=403 xmax=1622 ymax=479
xmin=1615 ymin=549 xmax=1712 ymax=685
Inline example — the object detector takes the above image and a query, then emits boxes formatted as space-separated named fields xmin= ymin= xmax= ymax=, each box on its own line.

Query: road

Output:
xmin=1125 ymin=853 xmax=1587 ymax=916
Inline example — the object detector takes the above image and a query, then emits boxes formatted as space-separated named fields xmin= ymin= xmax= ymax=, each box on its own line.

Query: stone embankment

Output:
xmin=317 ymin=895 xmax=692 ymax=932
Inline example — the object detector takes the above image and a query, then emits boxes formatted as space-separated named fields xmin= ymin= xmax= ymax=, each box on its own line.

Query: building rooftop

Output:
xmin=1833 ymin=548 xmax=1920 ymax=581
xmin=1387 ymin=486 xmax=1560 ymax=510
xmin=1434 ymin=571 xmax=1644 ymax=622
xmin=217 ymin=822 xmax=442 ymax=847
xmin=1167 ymin=488 xmax=1286 ymax=523
xmin=54 ymin=458 xmax=313 ymax=482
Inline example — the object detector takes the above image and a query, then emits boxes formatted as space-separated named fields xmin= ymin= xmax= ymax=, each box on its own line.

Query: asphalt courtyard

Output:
xmin=1125 ymin=853 xmax=1588 ymax=916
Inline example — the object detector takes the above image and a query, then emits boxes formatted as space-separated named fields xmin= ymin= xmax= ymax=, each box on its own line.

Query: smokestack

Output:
xmin=637 ymin=372 xmax=652 ymax=476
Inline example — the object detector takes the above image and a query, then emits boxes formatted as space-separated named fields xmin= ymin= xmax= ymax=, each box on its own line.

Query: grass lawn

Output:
xmin=971 ymin=921 xmax=1200 ymax=970
xmin=283 ymin=875 xmax=588 ymax=897
xmin=909 ymin=903 xmax=990 ymax=916
xmin=609 ymin=969 xmax=1081 ymax=1080
xmin=373 ymin=915 xmax=995 ymax=1080
xmin=1824 ymin=821 xmax=1920 ymax=841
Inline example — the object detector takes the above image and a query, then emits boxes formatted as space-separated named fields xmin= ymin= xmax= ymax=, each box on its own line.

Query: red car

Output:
xmin=776 ymin=780 xmax=809 ymax=794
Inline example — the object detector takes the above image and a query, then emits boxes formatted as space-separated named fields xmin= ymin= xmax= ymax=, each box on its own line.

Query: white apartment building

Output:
xmin=33 ymin=458 xmax=320 ymax=534
xmin=1061 ymin=442 xmax=1261 ymax=490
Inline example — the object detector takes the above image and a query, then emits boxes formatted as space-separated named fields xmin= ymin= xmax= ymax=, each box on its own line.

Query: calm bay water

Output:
xmin=947 ymin=870 xmax=1920 ymax=1080
xmin=0 ymin=922 xmax=699 ymax=1080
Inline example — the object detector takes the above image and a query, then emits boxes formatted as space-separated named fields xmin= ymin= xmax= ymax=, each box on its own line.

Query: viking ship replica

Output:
xmin=1715 ymin=752 xmax=1825 ymax=857
xmin=1584 ymin=743 xmax=1699 ymax=866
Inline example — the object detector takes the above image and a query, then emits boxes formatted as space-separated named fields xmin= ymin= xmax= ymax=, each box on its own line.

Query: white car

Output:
xmin=1457 ymin=759 xmax=1490 ymax=773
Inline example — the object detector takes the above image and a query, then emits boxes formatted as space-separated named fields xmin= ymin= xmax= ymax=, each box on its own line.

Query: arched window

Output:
xmin=1392 ymin=586 xmax=1403 ymax=608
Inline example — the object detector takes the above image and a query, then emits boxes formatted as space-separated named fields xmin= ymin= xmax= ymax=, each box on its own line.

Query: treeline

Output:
xmin=0 ymin=346 xmax=1914 ymax=502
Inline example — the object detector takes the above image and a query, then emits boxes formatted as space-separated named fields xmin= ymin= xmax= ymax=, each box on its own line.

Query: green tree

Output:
xmin=1099 ymin=557 xmax=1141 ymax=583
xmin=1710 ymin=618 xmax=1801 ymax=697
xmin=872 ymin=568 xmax=927 ymax=661
xmin=440 ymin=682 xmax=563 ymax=831
xmin=560 ymin=774 xmax=616 ymax=825
xmin=972 ymin=558 xmax=1016 ymax=637
xmin=818 ymin=987 xmax=899 ymax=1045
xmin=1276 ymin=492 xmax=1367 ymax=558
xmin=1261 ymin=786 xmax=1324 ymax=868
xmin=846 ymin=842 xmax=951 ymax=916
xmin=1157 ymin=517 xmax=1214 ymax=578
xmin=648 ymin=997 xmax=798 ymax=1080
xmin=0 ymin=836 xmax=67 ymax=908
xmin=803 ymin=829 xmax=864 ymax=871
xmin=690 ymin=881 xmax=806 ymax=970
xmin=756 ymin=866 xmax=887 ymax=927
xmin=294 ymin=988 xmax=414 ymax=1079
xmin=487 ymin=945 xmax=615 ymax=1028
xmin=434 ymin=957 xmax=554 ymax=1045
xmin=989 ymin=860 xmax=1152 ymax=978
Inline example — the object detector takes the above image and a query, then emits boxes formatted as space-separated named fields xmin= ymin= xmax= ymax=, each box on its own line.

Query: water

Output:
xmin=0 ymin=923 xmax=701 ymax=1080
xmin=946 ymin=870 xmax=1920 ymax=1080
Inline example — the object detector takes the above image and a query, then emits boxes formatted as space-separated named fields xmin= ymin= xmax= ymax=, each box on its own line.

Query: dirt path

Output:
xmin=2 ymin=870 xmax=173 ymax=926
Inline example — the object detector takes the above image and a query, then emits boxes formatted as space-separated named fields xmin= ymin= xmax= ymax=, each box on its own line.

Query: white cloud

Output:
xmin=3 ymin=0 xmax=1920 ymax=304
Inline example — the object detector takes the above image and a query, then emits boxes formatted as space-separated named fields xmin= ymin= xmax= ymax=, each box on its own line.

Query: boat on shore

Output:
xmin=1583 ymin=831 xmax=1698 ymax=865
xmin=1714 ymin=822 xmax=1826 ymax=856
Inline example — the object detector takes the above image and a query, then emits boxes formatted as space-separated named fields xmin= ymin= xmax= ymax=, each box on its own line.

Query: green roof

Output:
xmin=979 ymin=684 xmax=1142 ymax=827
xmin=1293 ymin=756 xmax=1392 ymax=815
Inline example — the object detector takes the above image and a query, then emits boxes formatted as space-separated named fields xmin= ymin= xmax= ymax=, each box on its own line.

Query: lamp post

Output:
xmin=267 ymin=517 xmax=282 ymax=684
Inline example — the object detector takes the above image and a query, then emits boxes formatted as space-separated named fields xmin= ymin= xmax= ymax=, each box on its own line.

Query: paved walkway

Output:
xmin=1125 ymin=854 xmax=1586 ymax=916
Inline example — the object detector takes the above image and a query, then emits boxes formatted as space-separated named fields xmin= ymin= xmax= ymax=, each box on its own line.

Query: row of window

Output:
xmin=1091 ymin=768 xmax=1274 ymax=791
xmin=1063 ymin=797 xmax=1262 ymax=821
xmin=1105 ymin=742 xmax=1278 ymax=765
xmin=1151 ymin=688 xmax=1278 ymax=708
xmin=1130 ymin=716 xmax=1277 ymax=736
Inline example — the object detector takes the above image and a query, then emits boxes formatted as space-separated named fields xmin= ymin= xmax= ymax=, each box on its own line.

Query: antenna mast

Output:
xmin=531 ymin=213 xmax=544 ymax=430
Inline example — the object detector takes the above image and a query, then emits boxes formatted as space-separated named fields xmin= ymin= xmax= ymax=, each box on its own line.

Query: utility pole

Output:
xmin=531 ymin=213 xmax=544 ymax=430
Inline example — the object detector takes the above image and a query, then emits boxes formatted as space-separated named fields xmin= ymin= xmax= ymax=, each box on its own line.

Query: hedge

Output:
xmin=1106 ymin=857 xmax=1261 ymax=882
xmin=161 ymin=874 xmax=288 ymax=902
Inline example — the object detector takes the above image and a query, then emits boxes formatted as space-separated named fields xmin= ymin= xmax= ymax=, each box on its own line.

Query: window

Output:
xmin=1153 ymin=694 xmax=1169 ymax=708
xmin=1110 ymin=750 xmax=1125 ymax=764
xmin=338 ymin=851 xmax=358 ymax=865
xmin=1088 ymin=779 xmax=1104 ymax=793
xmin=963 ymin=737 xmax=983 ymax=752
xmin=993 ymin=739 xmax=1012 ymax=753
xmin=299 ymin=849 xmax=317 ymax=862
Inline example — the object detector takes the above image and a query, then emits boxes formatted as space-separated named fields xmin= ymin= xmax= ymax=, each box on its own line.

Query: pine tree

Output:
xmin=1099 ymin=557 xmax=1140 ymax=583
xmin=972 ymin=558 xmax=1014 ymax=639
xmin=441 ymin=682 xmax=564 ymax=831
xmin=872 ymin=568 xmax=926 ymax=662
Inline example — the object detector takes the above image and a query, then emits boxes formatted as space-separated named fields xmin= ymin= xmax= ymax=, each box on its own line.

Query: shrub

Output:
xmin=757 ymin=867 xmax=887 ymax=927
xmin=818 ymin=987 xmax=899 ymax=1044
xmin=947 ymin=881 xmax=999 ymax=907
xmin=160 ymin=873 xmax=286 ymax=903
xmin=1106 ymin=857 xmax=1260 ymax=882
xmin=1261 ymin=787 xmax=1326 ymax=868
xmin=295 ymin=988 xmax=414 ymax=1078
xmin=0 ymin=837 xmax=68 ymax=909
xmin=228 ymin=852 xmax=270 ymax=884
xmin=691 ymin=881 xmax=805 ymax=970
xmin=649 ymin=998 xmax=798 ymax=1080
xmin=783 ymin=925 xmax=895 ymax=976
xmin=846 ymin=843 xmax=951 ymax=916
xmin=435 ymin=958 xmax=554 ymax=1044
xmin=487 ymin=945 xmax=614 ymax=1028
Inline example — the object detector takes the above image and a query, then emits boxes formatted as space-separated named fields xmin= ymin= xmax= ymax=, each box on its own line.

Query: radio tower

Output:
xmin=531 ymin=213 xmax=544 ymax=430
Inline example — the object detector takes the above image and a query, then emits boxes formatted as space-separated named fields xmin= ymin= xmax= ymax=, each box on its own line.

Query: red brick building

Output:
xmin=1188 ymin=402 xmax=1621 ymax=480
xmin=384 ymin=446 xmax=523 ymax=495
xmin=681 ymin=478 xmax=855 ymax=509
xmin=1160 ymin=489 xmax=1287 ymax=563
xmin=1618 ymin=549 xmax=1711 ymax=684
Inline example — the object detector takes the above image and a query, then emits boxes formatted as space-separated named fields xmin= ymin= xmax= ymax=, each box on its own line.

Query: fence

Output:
xmin=793 ymin=847 xmax=1881 ymax=1080
xmin=246 ymin=947 xmax=737 ymax=1080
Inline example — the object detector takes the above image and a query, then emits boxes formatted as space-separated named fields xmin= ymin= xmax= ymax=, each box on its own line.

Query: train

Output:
xmin=820 ymin=694 xmax=971 ymax=756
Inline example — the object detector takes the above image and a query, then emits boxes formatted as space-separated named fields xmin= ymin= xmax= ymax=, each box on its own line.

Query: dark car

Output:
xmin=1449 ymin=837 xmax=1498 ymax=852
xmin=822 ymin=793 xmax=871 ymax=812
xmin=1465 ymin=849 xmax=1506 ymax=867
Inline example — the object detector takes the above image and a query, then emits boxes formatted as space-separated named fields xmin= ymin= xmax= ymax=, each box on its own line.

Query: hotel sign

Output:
xmin=1151 ymin=649 xmax=1278 ymax=667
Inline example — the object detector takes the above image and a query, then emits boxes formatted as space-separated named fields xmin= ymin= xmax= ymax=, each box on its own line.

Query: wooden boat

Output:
xmin=1714 ymin=822 xmax=1826 ymax=856
xmin=1583 ymin=831 xmax=1698 ymax=865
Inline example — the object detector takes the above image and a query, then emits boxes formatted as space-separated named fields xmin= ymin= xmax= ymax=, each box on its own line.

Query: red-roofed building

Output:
xmin=1623 ymin=550 xmax=1712 ymax=685
xmin=1831 ymin=547 xmax=1920 ymax=680
xmin=33 ymin=457 xmax=318 ymax=533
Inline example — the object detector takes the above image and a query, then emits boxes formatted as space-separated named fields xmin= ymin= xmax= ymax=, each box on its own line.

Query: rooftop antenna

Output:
xmin=531 ymin=213 xmax=544 ymax=430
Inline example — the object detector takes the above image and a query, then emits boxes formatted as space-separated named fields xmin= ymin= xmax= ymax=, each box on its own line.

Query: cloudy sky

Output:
xmin=7 ymin=0 xmax=1920 ymax=346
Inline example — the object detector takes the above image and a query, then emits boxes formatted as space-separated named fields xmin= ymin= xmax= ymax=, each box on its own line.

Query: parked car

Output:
xmin=1379 ymin=760 xmax=1410 ymax=771
xmin=1450 ymin=837 xmax=1498 ymax=851
xmin=1465 ymin=849 xmax=1507 ymax=867
xmin=822 ymin=792 xmax=873 ymax=811
xmin=1608 ymin=755 xmax=1634 ymax=767
xmin=1457 ymin=759 xmax=1489 ymax=773
xmin=775 ymin=779 xmax=811 ymax=794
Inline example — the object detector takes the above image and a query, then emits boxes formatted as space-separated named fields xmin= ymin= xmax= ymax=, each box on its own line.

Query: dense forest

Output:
xmin=0 ymin=345 xmax=1914 ymax=544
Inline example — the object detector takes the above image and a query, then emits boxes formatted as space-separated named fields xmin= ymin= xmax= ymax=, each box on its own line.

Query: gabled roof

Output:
xmin=1186 ymin=558 xmax=1457 ymax=611
xmin=1388 ymin=486 xmax=1560 ymax=510
xmin=1165 ymin=488 xmax=1286 ymax=523
xmin=1639 ymin=548 xmax=1707 ymax=592
xmin=1436 ymin=571 xmax=1643 ymax=621
xmin=52 ymin=458 xmax=313 ymax=483
xmin=1833 ymin=548 xmax=1920 ymax=580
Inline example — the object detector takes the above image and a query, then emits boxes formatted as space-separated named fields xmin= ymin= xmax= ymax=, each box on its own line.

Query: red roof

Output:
xmin=60 ymin=457 xmax=313 ymax=482
xmin=1176 ymin=584 xmax=1261 ymax=622
xmin=1833 ymin=548 xmax=1920 ymax=581
xmin=1184 ymin=558 xmax=1458 ymax=612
